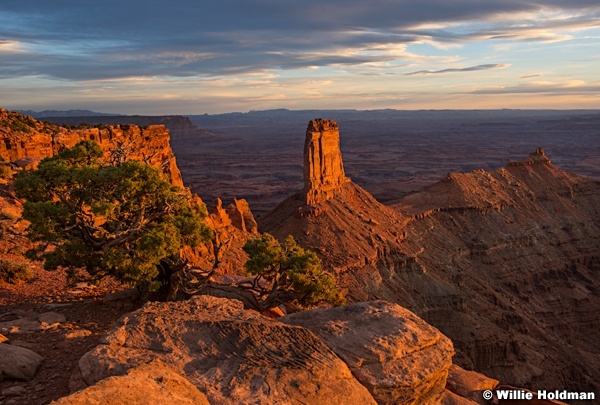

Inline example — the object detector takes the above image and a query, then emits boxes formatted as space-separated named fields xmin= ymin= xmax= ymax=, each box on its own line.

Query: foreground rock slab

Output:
xmin=73 ymin=296 xmax=376 ymax=405
xmin=445 ymin=364 xmax=499 ymax=404
xmin=282 ymin=300 xmax=454 ymax=405
xmin=0 ymin=343 xmax=44 ymax=381
xmin=53 ymin=359 xmax=209 ymax=405
xmin=440 ymin=389 xmax=478 ymax=405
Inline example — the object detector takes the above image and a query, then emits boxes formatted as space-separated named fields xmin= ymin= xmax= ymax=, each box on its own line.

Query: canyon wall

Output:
xmin=0 ymin=108 xmax=183 ymax=187
xmin=392 ymin=150 xmax=600 ymax=393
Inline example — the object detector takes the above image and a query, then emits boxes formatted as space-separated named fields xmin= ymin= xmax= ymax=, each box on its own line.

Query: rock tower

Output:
xmin=303 ymin=119 xmax=348 ymax=205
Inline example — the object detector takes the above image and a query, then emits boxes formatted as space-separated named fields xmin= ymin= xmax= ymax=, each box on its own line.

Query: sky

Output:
xmin=1 ymin=1 xmax=599 ymax=114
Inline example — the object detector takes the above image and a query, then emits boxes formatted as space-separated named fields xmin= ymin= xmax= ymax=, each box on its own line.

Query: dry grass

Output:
xmin=0 ymin=257 xmax=33 ymax=284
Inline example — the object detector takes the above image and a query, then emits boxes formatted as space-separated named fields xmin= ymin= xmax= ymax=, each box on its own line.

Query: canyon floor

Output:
xmin=174 ymin=109 xmax=600 ymax=216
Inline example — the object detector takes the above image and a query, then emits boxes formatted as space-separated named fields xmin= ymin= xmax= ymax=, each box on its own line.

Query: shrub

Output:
xmin=0 ymin=258 xmax=34 ymax=284
xmin=0 ymin=164 xmax=12 ymax=179
xmin=243 ymin=233 xmax=345 ymax=309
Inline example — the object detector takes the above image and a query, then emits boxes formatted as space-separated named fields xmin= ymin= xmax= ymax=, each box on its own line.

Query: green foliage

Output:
xmin=14 ymin=140 xmax=212 ymax=287
xmin=7 ymin=115 xmax=36 ymax=133
xmin=243 ymin=233 xmax=344 ymax=308
xmin=0 ymin=258 xmax=33 ymax=284
xmin=0 ymin=164 xmax=12 ymax=179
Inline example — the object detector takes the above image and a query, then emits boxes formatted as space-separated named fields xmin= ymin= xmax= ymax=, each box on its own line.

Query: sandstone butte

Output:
xmin=260 ymin=119 xmax=600 ymax=398
xmin=303 ymin=118 xmax=349 ymax=205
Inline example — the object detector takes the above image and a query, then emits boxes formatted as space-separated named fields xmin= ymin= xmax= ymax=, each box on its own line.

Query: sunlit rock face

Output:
xmin=0 ymin=109 xmax=183 ymax=188
xmin=282 ymin=300 xmax=455 ymax=405
xmin=303 ymin=119 xmax=348 ymax=205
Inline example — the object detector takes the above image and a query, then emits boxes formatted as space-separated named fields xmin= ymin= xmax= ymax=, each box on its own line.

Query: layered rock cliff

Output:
xmin=0 ymin=109 xmax=256 ymax=273
xmin=260 ymin=119 xmax=600 ymax=399
xmin=0 ymin=108 xmax=183 ymax=188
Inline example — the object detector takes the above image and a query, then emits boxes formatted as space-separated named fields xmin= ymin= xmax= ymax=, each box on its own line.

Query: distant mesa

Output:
xmin=19 ymin=109 xmax=123 ymax=118
xmin=39 ymin=115 xmax=218 ymax=139
xmin=506 ymin=147 xmax=551 ymax=167
xmin=303 ymin=119 xmax=349 ymax=205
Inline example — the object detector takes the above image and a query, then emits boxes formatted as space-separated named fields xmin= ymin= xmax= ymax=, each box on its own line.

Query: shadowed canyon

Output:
xmin=178 ymin=110 xmax=600 ymax=398
xmin=1 ymin=108 xmax=598 ymax=404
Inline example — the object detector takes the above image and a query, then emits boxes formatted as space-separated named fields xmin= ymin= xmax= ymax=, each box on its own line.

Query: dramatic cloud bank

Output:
xmin=1 ymin=0 xmax=599 ymax=113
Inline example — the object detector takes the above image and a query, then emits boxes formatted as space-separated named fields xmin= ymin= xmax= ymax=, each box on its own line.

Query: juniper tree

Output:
xmin=14 ymin=140 xmax=212 ymax=298
xmin=241 ymin=233 xmax=344 ymax=309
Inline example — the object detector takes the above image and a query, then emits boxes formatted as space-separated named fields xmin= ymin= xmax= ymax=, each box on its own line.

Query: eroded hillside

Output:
xmin=260 ymin=119 xmax=600 ymax=395
xmin=394 ymin=148 xmax=600 ymax=392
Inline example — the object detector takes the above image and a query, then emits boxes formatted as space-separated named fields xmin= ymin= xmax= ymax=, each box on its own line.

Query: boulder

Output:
xmin=37 ymin=311 xmax=67 ymax=327
xmin=74 ymin=295 xmax=377 ymax=405
xmin=0 ymin=317 xmax=42 ymax=334
xmin=440 ymin=389 xmax=479 ymax=404
xmin=281 ymin=300 xmax=454 ymax=405
xmin=53 ymin=359 xmax=210 ymax=405
xmin=0 ymin=311 xmax=66 ymax=334
xmin=63 ymin=329 xmax=93 ymax=339
xmin=445 ymin=364 xmax=499 ymax=404
xmin=0 ymin=343 xmax=43 ymax=380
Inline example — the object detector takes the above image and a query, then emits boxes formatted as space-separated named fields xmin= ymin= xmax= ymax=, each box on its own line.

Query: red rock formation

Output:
xmin=303 ymin=119 xmax=349 ymax=205
xmin=0 ymin=108 xmax=256 ymax=275
xmin=225 ymin=198 xmax=258 ymax=234
xmin=0 ymin=109 xmax=183 ymax=187
xmin=261 ymin=119 xmax=409 ymax=282
xmin=261 ymin=119 xmax=600 ymax=398
xmin=506 ymin=147 xmax=551 ymax=167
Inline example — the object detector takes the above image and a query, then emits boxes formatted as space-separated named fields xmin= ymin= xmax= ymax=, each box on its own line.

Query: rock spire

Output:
xmin=303 ymin=119 xmax=348 ymax=205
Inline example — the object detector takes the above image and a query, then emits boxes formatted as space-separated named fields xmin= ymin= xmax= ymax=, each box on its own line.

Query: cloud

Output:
xmin=1 ymin=1 xmax=600 ymax=112
xmin=0 ymin=1 xmax=599 ymax=82
xmin=405 ymin=63 xmax=510 ymax=75
xmin=464 ymin=81 xmax=600 ymax=94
